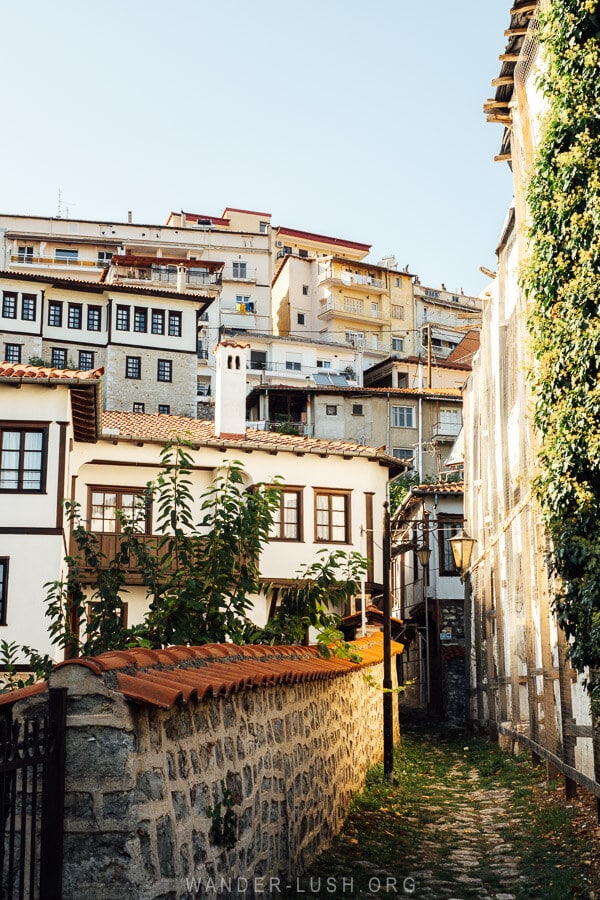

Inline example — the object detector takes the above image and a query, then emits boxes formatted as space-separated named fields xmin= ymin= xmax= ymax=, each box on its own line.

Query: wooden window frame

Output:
xmin=51 ymin=348 xmax=67 ymax=368
xmin=78 ymin=350 xmax=94 ymax=371
xmin=116 ymin=305 xmax=130 ymax=331
xmin=0 ymin=424 xmax=49 ymax=494
xmin=2 ymin=292 xmax=17 ymax=319
xmin=67 ymin=303 xmax=82 ymax=330
xmin=0 ymin=558 xmax=8 ymax=625
xmin=157 ymin=359 xmax=172 ymax=383
xmin=21 ymin=294 xmax=37 ymax=321
xmin=313 ymin=488 xmax=351 ymax=544
xmin=4 ymin=344 xmax=21 ymax=364
xmin=133 ymin=307 xmax=148 ymax=333
xmin=271 ymin=487 xmax=304 ymax=542
xmin=168 ymin=311 xmax=182 ymax=337
xmin=438 ymin=514 xmax=462 ymax=577
xmin=48 ymin=301 xmax=63 ymax=327
xmin=87 ymin=485 xmax=151 ymax=535
xmin=125 ymin=356 xmax=141 ymax=379
xmin=87 ymin=305 xmax=102 ymax=332
xmin=151 ymin=309 xmax=165 ymax=335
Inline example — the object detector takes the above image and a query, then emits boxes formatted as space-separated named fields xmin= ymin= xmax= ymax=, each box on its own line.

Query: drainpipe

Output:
xmin=418 ymin=364 xmax=423 ymax=480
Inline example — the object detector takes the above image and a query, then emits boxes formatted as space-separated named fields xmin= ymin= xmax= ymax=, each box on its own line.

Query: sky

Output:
xmin=1 ymin=1 xmax=513 ymax=297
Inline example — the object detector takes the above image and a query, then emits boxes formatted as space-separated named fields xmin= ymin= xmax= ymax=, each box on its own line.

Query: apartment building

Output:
xmin=246 ymin=382 xmax=462 ymax=478
xmin=0 ymin=268 xmax=212 ymax=417
xmin=413 ymin=281 xmax=482 ymax=358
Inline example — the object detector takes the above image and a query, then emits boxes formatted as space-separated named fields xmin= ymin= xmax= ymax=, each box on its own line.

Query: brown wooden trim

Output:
xmin=83 ymin=459 xmax=214 ymax=470
xmin=56 ymin=422 xmax=68 ymax=530
xmin=0 ymin=423 xmax=49 ymax=494
xmin=313 ymin=488 xmax=352 ymax=544
xmin=270 ymin=486 xmax=304 ymax=543
xmin=364 ymin=492 xmax=374 ymax=583
xmin=0 ymin=528 xmax=62 ymax=534
xmin=86 ymin=484 xmax=152 ymax=535
xmin=0 ymin=557 xmax=8 ymax=625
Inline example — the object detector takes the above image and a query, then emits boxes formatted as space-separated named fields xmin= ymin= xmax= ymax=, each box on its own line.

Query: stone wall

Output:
xmin=15 ymin=646 xmax=399 ymax=899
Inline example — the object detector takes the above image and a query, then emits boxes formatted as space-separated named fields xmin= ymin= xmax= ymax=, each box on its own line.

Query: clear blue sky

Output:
xmin=1 ymin=1 xmax=512 ymax=296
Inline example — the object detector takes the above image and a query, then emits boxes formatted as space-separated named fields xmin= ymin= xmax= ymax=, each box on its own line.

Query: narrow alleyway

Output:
xmin=288 ymin=720 xmax=600 ymax=899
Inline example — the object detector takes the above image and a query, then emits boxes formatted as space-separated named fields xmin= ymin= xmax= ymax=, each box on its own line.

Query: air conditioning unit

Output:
xmin=275 ymin=240 xmax=283 ymax=247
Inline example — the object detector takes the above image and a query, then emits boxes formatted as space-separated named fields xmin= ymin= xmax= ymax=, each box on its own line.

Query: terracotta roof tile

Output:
xmin=0 ymin=363 xmax=104 ymax=381
xmin=0 ymin=681 xmax=48 ymax=707
xmin=412 ymin=482 xmax=464 ymax=495
xmin=101 ymin=410 xmax=402 ymax=465
xmin=54 ymin=634 xmax=403 ymax=709
xmin=249 ymin=384 xmax=462 ymax=399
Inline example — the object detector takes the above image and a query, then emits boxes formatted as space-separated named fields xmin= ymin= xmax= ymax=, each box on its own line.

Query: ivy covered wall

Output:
xmin=525 ymin=0 xmax=600 ymax=704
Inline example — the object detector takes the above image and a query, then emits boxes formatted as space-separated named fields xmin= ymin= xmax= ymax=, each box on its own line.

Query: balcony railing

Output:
xmin=432 ymin=420 xmax=462 ymax=439
xmin=10 ymin=254 xmax=101 ymax=269
xmin=111 ymin=266 xmax=222 ymax=288
xmin=70 ymin=533 xmax=172 ymax=583
xmin=223 ymin=265 xmax=258 ymax=282
xmin=318 ymin=269 xmax=384 ymax=290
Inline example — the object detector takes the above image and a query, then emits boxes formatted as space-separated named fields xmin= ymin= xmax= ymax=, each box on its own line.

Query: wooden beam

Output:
xmin=486 ymin=114 xmax=512 ymax=125
xmin=509 ymin=1 xmax=537 ymax=14
xmin=499 ymin=52 xmax=520 ymax=62
xmin=505 ymin=26 xmax=528 ymax=36
xmin=492 ymin=76 xmax=515 ymax=87
xmin=494 ymin=152 xmax=512 ymax=162
xmin=484 ymin=99 xmax=510 ymax=109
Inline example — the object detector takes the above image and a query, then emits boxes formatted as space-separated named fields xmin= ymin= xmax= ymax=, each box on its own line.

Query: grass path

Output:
xmin=288 ymin=722 xmax=600 ymax=899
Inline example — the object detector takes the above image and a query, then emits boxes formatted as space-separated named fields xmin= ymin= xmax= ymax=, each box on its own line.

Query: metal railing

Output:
xmin=10 ymin=255 xmax=99 ymax=269
xmin=0 ymin=687 xmax=66 ymax=899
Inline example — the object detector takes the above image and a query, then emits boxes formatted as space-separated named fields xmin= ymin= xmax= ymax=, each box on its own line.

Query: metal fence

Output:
xmin=0 ymin=688 xmax=66 ymax=899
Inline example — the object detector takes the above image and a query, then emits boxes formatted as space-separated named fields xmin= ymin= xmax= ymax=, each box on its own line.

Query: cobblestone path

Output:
xmin=289 ymin=721 xmax=596 ymax=899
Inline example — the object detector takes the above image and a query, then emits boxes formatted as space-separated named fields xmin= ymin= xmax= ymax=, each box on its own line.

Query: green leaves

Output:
xmin=525 ymin=1 xmax=600 ymax=695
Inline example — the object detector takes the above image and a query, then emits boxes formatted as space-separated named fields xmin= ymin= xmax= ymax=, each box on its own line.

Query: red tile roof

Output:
xmin=248 ymin=384 xmax=462 ymax=400
xmin=101 ymin=411 xmax=404 ymax=466
xmin=54 ymin=634 xmax=403 ymax=709
xmin=411 ymin=482 xmax=464 ymax=495
xmin=0 ymin=681 xmax=48 ymax=707
xmin=275 ymin=226 xmax=370 ymax=253
xmin=0 ymin=362 xmax=104 ymax=381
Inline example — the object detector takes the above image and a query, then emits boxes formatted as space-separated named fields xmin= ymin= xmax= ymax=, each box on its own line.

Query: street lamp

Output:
xmin=448 ymin=530 xmax=476 ymax=574
xmin=416 ymin=545 xmax=431 ymax=568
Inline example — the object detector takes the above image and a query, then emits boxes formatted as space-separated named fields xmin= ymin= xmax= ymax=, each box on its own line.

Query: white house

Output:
xmin=0 ymin=344 xmax=405 ymax=660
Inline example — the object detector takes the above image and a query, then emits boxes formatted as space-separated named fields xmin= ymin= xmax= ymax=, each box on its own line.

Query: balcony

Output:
xmin=108 ymin=255 xmax=223 ymax=294
xmin=318 ymin=297 xmax=386 ymax=325
xmin=10 ymin=254 xmax=103 ymax=272
xmin=318 ymin=268 xmax=386 ymax=294
xmin=248 ymin=419 xmax=314 ymax=437
xmin=432 ymin=420 xmax=462 ymax=441
xmin=70 ymin=533 xmax=172 ymax=584
xmin=223 ymin=265 xmax=258 ymax=283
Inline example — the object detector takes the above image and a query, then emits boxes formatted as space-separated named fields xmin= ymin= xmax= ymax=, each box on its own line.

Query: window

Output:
xmin=97 ymin=251 xmax=113 ymax=266
xmin=391 ymin=406 xmax=414 ymax=428
xmin=68 ymin=303 xmax=82 ymax=329
xmin=345 ymin=331 xmax=365 ymax=348
xmin=316 ymin=360 xmax=331 ymax=370
xmin=87 ymin=305 xmax=101 ymax=331
xmin=126 ymin=356 xmax=141 ymax=379
xmin=48 ymin=301 xmax=63 ymax=327
xmin=439 ymin=518 xmax=461 ymax=576
xmin=2 ymin=293 xmax=17 ymax=319
xmin=352 ymin=404 xmax=363 ymax=416
xmin=297 ymin=313 xmax=305 ymax=325
xmin=21 ymin=294 xmax=36 ymax=321
xmin=116 ymin=305 xmax=130 ymax=330
xmin=0 ymin=427 xmax=47 ymax=492
xmin=232 ymin=261 xmax=247 ymax=279
xmin=18 ymin=246 xmax=34 ymax=263
xmin=250 ymin=350 xmax=267 ymax=371
xmin=302 ymin=285 xmax=309 ymax=296
xmin=158 ymin=404 xmax=170 ymax=415
xmin=392 ymin=448 xmax=414 ymax=464
xmin=157 ymin=359 xmax=172 ymax=382
xmin=286 ymin=353 xmax=302 ymax=371
xmin=168 ymin=311 xmax=182 ymax=337
xmin=271 ymin=489 xmax=302 ymax=541
xmin=151 ymin=310 xmax=165 ymax=335
xmin=395 ymin=277 xmax=401 ymax=288
xmin=78 ymin=350 xmax=94 ymax=371
xmin=235 ymin=296 xmax=254 ymax=313
xmin=55 ymin=249 xmax=79 ymax=264
xmin=371 ymin=302 xmax=379 ymax=317
xmin=259 ymin=221 xmax=268 ymax=234
xmin=0 ymin=558 xmax=7 ymax=624
xmin=314 ymin=491 xmax=350 ymax=543
xmin=134 ymin=307 xmax=147 ymax=333
xmin=392 ymin=337 xmax=404 ymax=353
xmin=51 ymin=348 xmax=67 ymax=368
xmin=299 ymin=249 xmax=308 ymax=258
xmin=4 ymin=344 xmax=21 ymax=364
xmin=325 ymin=405 xmax=337 ymax=416
xmin=391 ymin=305 xmax=405 ymax=320
xmin=133 ymin=402 xmax=145 ymax=413
xmin=90 ymin=488 xmax=149 ymax=534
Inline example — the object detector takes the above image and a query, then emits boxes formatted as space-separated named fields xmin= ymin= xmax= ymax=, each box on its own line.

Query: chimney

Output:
xmin=214 ymin=341 xmax=250 ymax=439
xmin=127 ymin=211 xmax=133 ymax=223
xmin=176 ymin=264 xmax=187 ymax=292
